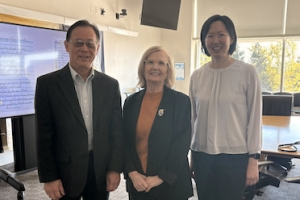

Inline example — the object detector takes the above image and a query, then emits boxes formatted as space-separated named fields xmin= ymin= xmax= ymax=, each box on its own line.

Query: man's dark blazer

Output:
xmin=35 ymin=64 xmax=124 ymax=197
xmin=123 ymin=86 xmax=193 ymax=200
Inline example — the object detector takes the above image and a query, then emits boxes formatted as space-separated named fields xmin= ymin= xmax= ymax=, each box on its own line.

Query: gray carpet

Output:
xmin=1 ymin=160 xmax=300 ymax=200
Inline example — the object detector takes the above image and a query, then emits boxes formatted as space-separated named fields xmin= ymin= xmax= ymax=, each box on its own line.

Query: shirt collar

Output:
xmin=69 ymin=63 xmax=95 ymax=81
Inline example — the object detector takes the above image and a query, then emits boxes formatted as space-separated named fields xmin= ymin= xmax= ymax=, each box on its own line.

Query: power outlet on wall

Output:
xmin=90 ymin=6 xmax=95 ymax=13
xmin=90 ymin=6 xmax=103 ymax=15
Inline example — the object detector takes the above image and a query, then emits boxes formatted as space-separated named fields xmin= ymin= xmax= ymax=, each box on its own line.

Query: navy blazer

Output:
xmin=35 ymin=65 xmax=124 ymax=197
xmin=123 ymin=86 xmax=193 ymax=199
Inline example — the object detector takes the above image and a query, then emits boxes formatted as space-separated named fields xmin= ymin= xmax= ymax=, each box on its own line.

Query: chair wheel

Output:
xmin=256 ymin=190 xmax=264 ymax=196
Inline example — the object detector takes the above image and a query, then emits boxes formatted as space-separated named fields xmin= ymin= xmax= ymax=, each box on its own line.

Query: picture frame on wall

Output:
xmin=175 ymin=62 xmax=185 ymax=80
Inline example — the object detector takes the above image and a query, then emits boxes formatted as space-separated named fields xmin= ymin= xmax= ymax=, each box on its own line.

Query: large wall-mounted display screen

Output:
xmin=0 ymin=22 xmax=103 ymax=119
xmin=141 ymin=0 xmax=181 ymax=30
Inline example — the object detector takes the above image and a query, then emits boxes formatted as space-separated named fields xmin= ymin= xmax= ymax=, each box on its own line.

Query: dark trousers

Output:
xmin=129 ymin=193 xmax=188 ymax=200
xmin=60 ymin=151 xmax=109 ymax=200
xmin=192 ymin=151 xmax=248 ymax=200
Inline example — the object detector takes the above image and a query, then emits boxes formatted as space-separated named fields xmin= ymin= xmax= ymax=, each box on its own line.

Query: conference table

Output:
xmin=262 ymin=115 xmax=300 ymax=182
xmin=262 ymin=115 xmax=300 ymax=158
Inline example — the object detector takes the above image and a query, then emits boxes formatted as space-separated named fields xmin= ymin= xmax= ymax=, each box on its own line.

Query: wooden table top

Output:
xmin=262 ymin=116 xmax=300 ymax=158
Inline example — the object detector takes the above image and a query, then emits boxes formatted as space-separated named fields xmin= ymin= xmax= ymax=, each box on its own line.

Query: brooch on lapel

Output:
xmin=158 ymin=109 xmax=164 ymax=116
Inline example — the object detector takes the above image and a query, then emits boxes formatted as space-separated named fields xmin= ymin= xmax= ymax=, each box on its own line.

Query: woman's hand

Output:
xmin=128 ymin=171 xmax=148 ymax=192
xmin=144 ymin=176 xmax=163 ymax=192
xmin=245 ymin=157 xmax=259 ymax=186
xmin=190 ymin=154 xmax=195 ymax=179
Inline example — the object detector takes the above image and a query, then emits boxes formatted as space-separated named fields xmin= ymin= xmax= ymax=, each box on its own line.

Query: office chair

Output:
xmin=293 ymin=93 xmax=300 ymax=106
xmin=285 ymin=176 xmax=300 ymax=184
xmin=266 ymin=141 xmax=300 ymax=176
xmin=266 ymin=156 xmax=292 ymax=176
xmin=292 ymin=92 xmax=300 ymax=114
xmin=273 ymin=92 xmax=293 ymax=96
xmin=281 ymin=141 xmax=300 ymax=184
xmin=262 ymin=91 xmax=272 ymax=95
xmin=0 ymin=167 xmax=25 ymax=200
xmin=243 ymin=161 xmax=280 ymax=200
xmin=262 ymin=95 xmax=292 ymax=116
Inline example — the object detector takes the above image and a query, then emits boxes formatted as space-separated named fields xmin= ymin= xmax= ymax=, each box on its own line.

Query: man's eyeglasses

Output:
xmin=144 ymin=60 xmax=168 ymax=68
xmin=68 ymin=39 xmax=98 ymax=49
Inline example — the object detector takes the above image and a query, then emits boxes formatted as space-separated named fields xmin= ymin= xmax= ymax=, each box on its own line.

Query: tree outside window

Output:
xmin=197 ymin=38 xmax=300 ymax=93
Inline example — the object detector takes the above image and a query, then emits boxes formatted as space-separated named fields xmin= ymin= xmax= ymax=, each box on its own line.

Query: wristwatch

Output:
xmin=249 ymin=153 xmax=261 ymax=160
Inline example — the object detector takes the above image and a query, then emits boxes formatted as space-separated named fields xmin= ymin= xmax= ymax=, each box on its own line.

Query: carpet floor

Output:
xmin=1 ymin=159 xmax=300 ymax=200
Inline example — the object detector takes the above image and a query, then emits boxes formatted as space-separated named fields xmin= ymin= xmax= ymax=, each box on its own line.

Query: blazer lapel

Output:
xmin=57 ymin=65 xmax=85 ymax=127
xmin=91 ymin=72 xmax=105 ymax=129
xmin=127 ymin=90 xmax=145 ymax=172
xmin=128 ymin=90 xmax=145 ymax=137
xmin=130 ymin=87 xmax=173 ymax=136
xmin=150 ymin=87 xmax=173 ymax=135
xmin=126 ymin=88 xmax=173 ymax=173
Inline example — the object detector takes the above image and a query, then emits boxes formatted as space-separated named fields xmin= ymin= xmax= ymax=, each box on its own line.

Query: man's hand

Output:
xmin=106 ymin=171 xmax=120 ymax=191
xmin=128 ymin=171 xmax=148 ymax=192
xmin=245 ymin=158 xmax=259 ymax=186
xmin=44 ymin=179 xmax=65 ymax=200
xmin=145 ymin=176 xmax=163 ymax=192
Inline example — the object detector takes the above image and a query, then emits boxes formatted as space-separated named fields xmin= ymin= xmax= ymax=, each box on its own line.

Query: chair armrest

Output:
xmin=285 ymin=176 xmax=300 ymax=183
xmin=258 ymin=160 xmax=274 ymax=167
xmin=291 ymin=109 xmax=300 ymax=114
xmin=0 ymin=168 xmax=25 ymax=191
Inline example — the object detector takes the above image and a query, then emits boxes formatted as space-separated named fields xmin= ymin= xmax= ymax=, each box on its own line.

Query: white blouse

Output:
xmin=189 ymin=60 xmax=262 ymax=155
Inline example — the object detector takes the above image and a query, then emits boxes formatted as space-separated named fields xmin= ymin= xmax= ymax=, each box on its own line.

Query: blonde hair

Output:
xmin=137 ymin=46 xmax=175 ymax=88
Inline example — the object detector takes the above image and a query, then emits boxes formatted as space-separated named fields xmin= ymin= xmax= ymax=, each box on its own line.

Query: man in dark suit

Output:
xmin=35 ymin=20 xmax=125 ymax=200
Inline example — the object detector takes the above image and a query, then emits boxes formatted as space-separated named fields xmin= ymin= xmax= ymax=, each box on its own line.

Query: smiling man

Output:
xmin=35 ymin=20 xmax=125 ymax=200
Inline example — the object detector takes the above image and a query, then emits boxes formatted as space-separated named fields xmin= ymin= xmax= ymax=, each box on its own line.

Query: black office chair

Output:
xmin=266 ymin=156 xmax=292 ymax=175
xmin=293 ymin=93 xmax=300 ymax=106
xmin=262 ymin=95 xmax=293 ymax=116
xmin=266 ymin=140 xmax=300 ymax=176
xmin=243 ymin=161 xmax=280 ymax=200
xmin=0 ymin=167 xmax=25 ymax=200
xmin=262 ymin=91 xmax=272 ymax=95
xmin=273 ymin=92 xmax=293 ymax=95
xmin=292 ymin=92 xmax=300 ymax=114
xmin=276 ymin=141 xmax=300 ymax=184
xmin=281 ymin=142 xmax=300 ymax=183
xmin=285 ymin=176 xmax=300 ymax=184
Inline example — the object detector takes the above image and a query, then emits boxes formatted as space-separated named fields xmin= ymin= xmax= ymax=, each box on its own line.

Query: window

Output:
xmin=233 ymin=38 xmax=283 ymax=92
xmin=195 ymin=37 xmax=300 ymax=93
xmin=283 ymin=38 xmax=300 ymax=92
xmin=193 ymin=0 xmax=300 ymax=93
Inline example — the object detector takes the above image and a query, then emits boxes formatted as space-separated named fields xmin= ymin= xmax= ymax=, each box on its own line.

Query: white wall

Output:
xmin=0 ymin=0 xmax=193 ymax=100
xmin=162 ymin=0 xmax=193 ymax=94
